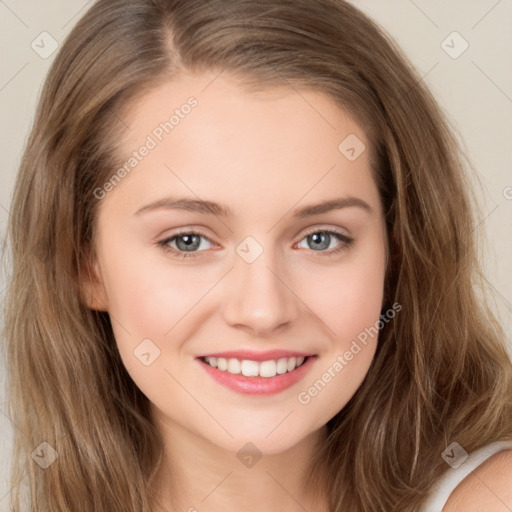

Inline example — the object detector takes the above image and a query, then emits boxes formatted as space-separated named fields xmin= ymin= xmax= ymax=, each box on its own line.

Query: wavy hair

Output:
xmin=3 ymin=0 xmax=512 ymax=510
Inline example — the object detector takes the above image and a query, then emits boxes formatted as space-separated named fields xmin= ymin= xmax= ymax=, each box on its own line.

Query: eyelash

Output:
xmin=157 ymin=228 xmax=354 ymax=260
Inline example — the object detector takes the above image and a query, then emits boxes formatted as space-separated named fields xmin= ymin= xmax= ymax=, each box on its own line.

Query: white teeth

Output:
xmin=259 ymin=360 xmax=277 ymax=378
xmin=204 ymin=355 xmax=307 ymax=377
xmin=227 ymin=358 xmax=241 ymax=374
xmin=241 ymin=360 xmax=259 ymax=377
xmin=276 ymin=358 xmax=288 ymax=374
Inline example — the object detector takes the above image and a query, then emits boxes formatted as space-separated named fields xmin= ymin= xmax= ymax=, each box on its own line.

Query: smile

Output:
xmin=196 ymin=352 xmax=317 ymax=395
xmin=202 ymin=356 xmax=306 ymax=377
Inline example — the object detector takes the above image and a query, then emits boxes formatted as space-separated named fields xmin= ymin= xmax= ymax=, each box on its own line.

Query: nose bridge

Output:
xmin=221 ymin=236 xmax=298 ymax=334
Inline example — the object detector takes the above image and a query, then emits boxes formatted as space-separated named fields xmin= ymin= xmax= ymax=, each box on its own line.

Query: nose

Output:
xmin=221 ymin=248 xmax=300 ymax=337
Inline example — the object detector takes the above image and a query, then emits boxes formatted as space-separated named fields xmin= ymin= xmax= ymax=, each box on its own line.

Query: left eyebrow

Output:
xmin=133 ymin=195 xmax=373 ymax=217
xmin=292 ymin=196 xmax=373 ymax=217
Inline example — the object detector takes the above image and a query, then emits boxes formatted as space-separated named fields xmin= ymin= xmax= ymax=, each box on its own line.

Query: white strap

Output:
xmin=421 ymin=439 xmax=512 ymax=512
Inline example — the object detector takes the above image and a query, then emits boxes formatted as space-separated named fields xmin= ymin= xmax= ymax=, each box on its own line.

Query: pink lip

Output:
xmin=196 ymin=349 xmax=314 ymax=362
xmin=197 ymin=354 xmax=317 ymax=395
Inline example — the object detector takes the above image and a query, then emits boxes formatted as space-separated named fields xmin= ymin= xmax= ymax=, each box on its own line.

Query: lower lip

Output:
xmin=197 ymin=356 xmax=316 ymax=395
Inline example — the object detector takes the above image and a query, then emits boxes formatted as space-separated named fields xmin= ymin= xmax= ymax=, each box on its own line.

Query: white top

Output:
xmin=421 ymin=439 xmax=512 ymax=511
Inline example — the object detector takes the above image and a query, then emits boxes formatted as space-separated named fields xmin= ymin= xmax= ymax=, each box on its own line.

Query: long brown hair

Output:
xmin=3 ymin=0 xmax=512 ymax=510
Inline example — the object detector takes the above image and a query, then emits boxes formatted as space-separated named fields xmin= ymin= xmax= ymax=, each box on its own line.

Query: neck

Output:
xmin=150 ymin=414 xmax=330 ymax=512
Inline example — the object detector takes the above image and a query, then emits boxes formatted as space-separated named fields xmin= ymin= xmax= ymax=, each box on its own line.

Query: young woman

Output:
xmin=3 ymin=0 xmax=512 ymax=511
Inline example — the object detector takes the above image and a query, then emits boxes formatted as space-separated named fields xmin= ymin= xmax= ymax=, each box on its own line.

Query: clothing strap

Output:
xmin=421 ymin=439 xmax=512 ymax=512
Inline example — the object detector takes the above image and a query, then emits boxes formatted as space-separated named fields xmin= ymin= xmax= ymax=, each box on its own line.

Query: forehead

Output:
xmin=104 ymin=72 xmax=380 ymax=219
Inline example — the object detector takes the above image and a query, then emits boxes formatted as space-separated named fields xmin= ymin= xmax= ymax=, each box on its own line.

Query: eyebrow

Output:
xmin=134 ymin=195 xmax=373 ymax=218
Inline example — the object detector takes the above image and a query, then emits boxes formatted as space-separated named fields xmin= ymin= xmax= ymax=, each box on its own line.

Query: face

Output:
xmin=85 ymin=72 xmax=388 ymax=455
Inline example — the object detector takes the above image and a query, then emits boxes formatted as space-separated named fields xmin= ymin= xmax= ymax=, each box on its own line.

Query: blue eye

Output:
xmin=157 ymin=229 xmax=354 ymax=259
xmin=296 ymin=229 xmax=354 ymax=257
xmin=158 ymin=231 xmax=214 ymax=257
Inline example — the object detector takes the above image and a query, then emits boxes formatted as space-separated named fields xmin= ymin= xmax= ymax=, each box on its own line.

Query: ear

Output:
xmin=80 ymin=251 xmax=109 ymax=311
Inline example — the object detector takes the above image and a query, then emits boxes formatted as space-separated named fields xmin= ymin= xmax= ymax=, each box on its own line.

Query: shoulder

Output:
xmin=443 ymin=448 xmax=512 ymax=511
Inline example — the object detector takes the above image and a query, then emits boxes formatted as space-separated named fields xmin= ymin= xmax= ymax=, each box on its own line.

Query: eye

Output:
xmin=157 ymin=228 xmax=354 ymax=259
xmin=157 ymin=231 xmax=214 ymax=258
xmin=296 ymin=229 xmax=354 ymax=256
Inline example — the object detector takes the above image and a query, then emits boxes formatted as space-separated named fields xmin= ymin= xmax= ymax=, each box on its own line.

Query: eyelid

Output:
xmin=298 ymin=224 xmax=351 ymax=240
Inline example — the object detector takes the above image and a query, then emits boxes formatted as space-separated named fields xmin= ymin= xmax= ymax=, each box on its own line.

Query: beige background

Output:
xmin=1 ymin=0 xmax=511 ymax=506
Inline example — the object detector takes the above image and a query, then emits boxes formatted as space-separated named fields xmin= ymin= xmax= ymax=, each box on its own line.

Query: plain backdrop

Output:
xmin=1 ymin=0 xmax=511 ymax=507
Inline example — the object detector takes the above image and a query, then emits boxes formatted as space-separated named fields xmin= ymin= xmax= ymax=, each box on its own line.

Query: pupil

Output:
xmin=310 ymin=232 xmax=329 ymax=250
xmin=177 ymin=234 xmax=199 ymax=251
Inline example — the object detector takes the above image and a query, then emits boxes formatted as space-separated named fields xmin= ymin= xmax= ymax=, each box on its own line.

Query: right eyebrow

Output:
xmin=134 ymin=197 xmax=232 ymax=217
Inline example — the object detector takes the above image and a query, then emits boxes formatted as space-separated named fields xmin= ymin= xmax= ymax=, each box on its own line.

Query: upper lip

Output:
xmin=196 ymin=350 xmax=315 ymax=362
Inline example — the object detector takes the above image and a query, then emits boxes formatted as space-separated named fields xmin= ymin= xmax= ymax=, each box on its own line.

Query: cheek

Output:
xmin=103 ymin=249 xmax=212 ymax=336
xmin=298 ymin=238 xmax=386 ymax=348
xmin=300 ymin=238 xmax=386 ymax=419
xmin=102 ymin=253 xmax=201 ymax=401
xmin=293 ymin=253 xmax=386 ymax=422
xmin=101 ymin=247 xmax=224 ymax=381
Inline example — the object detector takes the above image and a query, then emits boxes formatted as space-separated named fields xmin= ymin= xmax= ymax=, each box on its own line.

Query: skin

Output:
xmin=83 ymin=71 xmax=389 ymax=511
xmin=444 ymin=450 xmax=512 ymax=511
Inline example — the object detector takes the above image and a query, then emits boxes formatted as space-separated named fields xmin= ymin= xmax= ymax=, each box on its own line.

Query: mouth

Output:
xmin=196 ymin=351 xmax=317 ymax=395
xmin=200 ymin=354 xmax=309 ymax=378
